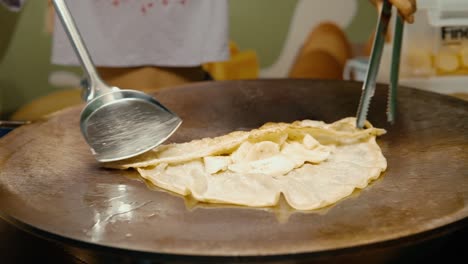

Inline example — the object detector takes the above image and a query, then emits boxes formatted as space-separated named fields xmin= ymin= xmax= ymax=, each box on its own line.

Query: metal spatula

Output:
xmin=52 ymin=0 xmax=182 ymax=162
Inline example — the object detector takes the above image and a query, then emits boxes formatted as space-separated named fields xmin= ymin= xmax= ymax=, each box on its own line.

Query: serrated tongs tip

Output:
xmin=356 ymin=0 xmax=392 ymax=129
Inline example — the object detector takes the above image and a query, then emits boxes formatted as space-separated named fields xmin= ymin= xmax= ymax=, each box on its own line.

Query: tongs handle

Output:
xmin=387 ymin=15 xmax=404 ymax=124
xmin=356 ymin=0 xmax=392 ymax=128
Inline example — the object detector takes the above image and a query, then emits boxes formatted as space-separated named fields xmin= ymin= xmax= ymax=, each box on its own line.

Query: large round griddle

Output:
xmin=0 ymin=80 xmax=467 ymax=260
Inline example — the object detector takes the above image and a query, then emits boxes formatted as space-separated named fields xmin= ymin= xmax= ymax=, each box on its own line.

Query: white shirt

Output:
xmin=21 ymin=0 xmax=229 ymax=67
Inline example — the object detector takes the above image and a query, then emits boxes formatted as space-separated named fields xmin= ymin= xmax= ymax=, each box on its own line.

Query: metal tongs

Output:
xmin=356 ymin=0 xmax=405 ymax=128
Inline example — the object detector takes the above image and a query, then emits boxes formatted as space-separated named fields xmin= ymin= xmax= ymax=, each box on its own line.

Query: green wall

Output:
xmin=229 ymin=0 xmax=299 ymax=68
xmin=347 ymin=0 xmax=377 ymax=43
xmin=0 ymin=1 xmax=81 ymax=117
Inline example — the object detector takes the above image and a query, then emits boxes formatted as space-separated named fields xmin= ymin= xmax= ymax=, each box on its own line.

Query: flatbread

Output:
xmin=105 ymin=117 xmax=387 ymax=210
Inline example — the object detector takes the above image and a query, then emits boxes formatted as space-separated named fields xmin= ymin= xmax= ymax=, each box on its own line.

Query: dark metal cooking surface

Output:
xmin=0 ymin=79 xmax=466 ymax=259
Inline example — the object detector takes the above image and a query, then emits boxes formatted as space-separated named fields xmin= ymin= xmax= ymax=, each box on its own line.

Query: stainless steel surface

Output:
xmin=387 ymin=15 xmax=404 ymax=124
xmin=0 ymin=80 xmax=467 ymax=260
xmin=356 ymin=0 xmax=392 ymax=128
xmin=52 ymin=0 xmax=182 ymax=162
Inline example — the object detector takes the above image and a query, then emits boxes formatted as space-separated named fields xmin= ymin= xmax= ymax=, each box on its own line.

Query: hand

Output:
xmin=371 ymin=0 xmax=417 ymax=23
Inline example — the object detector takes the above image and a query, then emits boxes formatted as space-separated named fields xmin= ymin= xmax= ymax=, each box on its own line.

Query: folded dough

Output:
xmin=105 ymin=117 xmax=387 ymax=210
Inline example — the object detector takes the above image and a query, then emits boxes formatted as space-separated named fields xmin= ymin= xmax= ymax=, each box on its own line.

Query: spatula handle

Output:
xmin=52 ymin=0 xmax=111 ymax=101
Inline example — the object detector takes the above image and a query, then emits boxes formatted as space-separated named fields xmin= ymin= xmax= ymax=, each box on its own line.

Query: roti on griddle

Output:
xmin=105 ymin=117 xmax=387 ymax=210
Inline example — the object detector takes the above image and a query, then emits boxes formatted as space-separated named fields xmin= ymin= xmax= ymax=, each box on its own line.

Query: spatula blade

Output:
xmin=81 ymin=90 xmax=182 ymax=162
